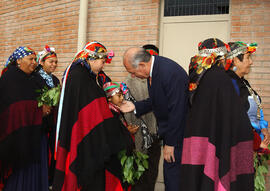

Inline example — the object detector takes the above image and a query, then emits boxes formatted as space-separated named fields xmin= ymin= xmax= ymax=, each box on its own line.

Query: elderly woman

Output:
xmin=34 ymin=45 xmax=60 ymax=188
xmin=226 ymin=42 xmax=270 ymax=149
xmin=53 ymin=41 xmax=133 ymax=191
xmin=180 ymin=38 xmax=254 ymax=191
xmin=0 ymin=47 xmax=49 ymax=191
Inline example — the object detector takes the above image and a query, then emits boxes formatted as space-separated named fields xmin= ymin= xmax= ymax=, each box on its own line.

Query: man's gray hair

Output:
xmin=130 ymin=48 xmax=151 ymax=68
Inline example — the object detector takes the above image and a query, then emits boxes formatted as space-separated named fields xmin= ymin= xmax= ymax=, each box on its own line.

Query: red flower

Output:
xmin=253 ymin=131 xmax=261 ymax=151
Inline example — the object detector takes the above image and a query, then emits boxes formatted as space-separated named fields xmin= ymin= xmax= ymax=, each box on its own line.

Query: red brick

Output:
xmin=241 ymin=2 xmax=262 ymax=9
xmin=237 ymin=9 xmax=253 ymax=15
xmin=232 ymin=16 xmax=241 ymax=21
xmin=231 ymin=20 xmax=251 ymax=26
xmin=254 ymin=32 xmax=270 ymax=37
xmin=231 ymin=32 xmax=252 ymax=38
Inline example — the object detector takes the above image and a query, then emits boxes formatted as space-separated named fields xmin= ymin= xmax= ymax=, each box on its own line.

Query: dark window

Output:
xmin=164 ymin=0 xmax=229 ymax=17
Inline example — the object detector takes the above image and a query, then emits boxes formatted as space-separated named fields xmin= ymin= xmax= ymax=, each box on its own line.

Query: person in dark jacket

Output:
xmin=124 ymin=44 xmax=161 ymax=191
xmin=120 ymin=47 xmax=188 ymax=191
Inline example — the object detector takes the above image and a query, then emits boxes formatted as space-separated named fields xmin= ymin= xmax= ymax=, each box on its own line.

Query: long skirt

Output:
xmin=4 ymin=135 xmax=49 ymax=191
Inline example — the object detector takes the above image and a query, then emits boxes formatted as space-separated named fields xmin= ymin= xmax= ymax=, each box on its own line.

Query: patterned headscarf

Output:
xmin=198 ymin=38 xmax=229 ymax=58
xmin=142 ymin=44 xmax=159 ymax=56
xmin=1 ymin=46 xmax=36 ymax=75
xmin=226 ymin=41 xmax=257 ymax=60
xmin=188 ymin=38 xmax=229 ymax=105
xmin=72 ymin=41 xmax=114 ymax=64
xmin=5 ymin=46 xmax=35 ymax=67
xmin=103 ymin=82 xmax=122 ymax=97
xmin=37 ymin=45 xmax=57 ymax=64
xmin=103 ymin=81 xmax=128 ymax=98
xmin=36 ymin=45 xmax=57 ymax=88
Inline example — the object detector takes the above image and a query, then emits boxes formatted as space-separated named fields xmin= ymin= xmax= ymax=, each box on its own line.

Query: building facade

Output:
xmin=1 ymin=0 xmax=270 ymax=187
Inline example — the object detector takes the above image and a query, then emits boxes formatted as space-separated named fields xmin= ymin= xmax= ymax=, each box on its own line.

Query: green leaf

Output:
xmin=141 ymin=152 xmax=149 ymax=159
xmin=134 ymin=171 xmax=143 ymax=180
xmin=36 ymin=85 xmax=61 ymax=107
xmin=123 ymin=165 xmax=129 ymax=177
xmin=137 ymin=164 xmax=145 ymax=172
xmin=118 ymin=150 xmax=149 ymax=185
xmin=125 ymin=156 xmax=134 ymax=170
xmin=254 ymin=153 xmax=269 ymax=191
xmin=118 ymin=150 xmax=126 ymax=159
xmin=136 ymin=151 xmax=143 ymax=160
xmin=121 ymin=155 xmax=127 ymax=166
xmin=127 ymin=170 xmax=133 ymax=182
xmin=142 ymin=160 xmax=149 ymax=169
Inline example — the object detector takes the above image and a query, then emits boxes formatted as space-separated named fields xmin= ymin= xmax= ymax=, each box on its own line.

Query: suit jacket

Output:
xmin=134 ymin=56 xmax=188 ymax=146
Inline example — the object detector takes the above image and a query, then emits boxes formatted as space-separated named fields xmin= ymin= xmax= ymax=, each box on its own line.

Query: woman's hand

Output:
xmin=260 ymin=128 xmax=270 ymax=148
xmin=127 ymin=124 xmax=139 ymax=134
xmin=42 ymin=104 xmax=52 ymax=116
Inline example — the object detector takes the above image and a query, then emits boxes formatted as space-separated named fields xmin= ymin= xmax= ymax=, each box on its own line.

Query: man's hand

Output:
xmin=119 ymin=100 xmax=135 ymax=113
xmin=163 ymin=145 xmax=175 ymax=163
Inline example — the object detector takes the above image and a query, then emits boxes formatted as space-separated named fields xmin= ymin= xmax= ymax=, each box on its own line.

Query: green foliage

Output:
xmin=118 ymin=149 xmax=149 ymax=185
xmin=254 ymin=151 xmax=270 ymax=191
xmin=36 ymin=84 xmax=61 ymax=107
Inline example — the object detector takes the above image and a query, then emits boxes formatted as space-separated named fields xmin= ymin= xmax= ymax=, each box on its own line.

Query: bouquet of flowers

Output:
xmin=118 ymin=149 xmax=149 ymax=185
xmin=36 ymin=84 xmax=61 ymax=107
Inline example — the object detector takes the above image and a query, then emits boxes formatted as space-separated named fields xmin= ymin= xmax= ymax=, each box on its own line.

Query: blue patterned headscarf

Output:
xmin=1 ymin=46 xmax=35 ymax=75
xmin=5 ymin=46 xmax=35 ymax=67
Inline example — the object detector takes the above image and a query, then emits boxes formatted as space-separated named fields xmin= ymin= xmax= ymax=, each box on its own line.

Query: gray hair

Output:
xmin=129 ymin=48 xmax=151 ymax=68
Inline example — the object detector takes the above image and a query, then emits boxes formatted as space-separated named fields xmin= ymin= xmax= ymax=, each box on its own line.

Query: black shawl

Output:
xmin=33 ymin=70 xmax=60 ymax=185
xmin=180 ymin=65 xmax=254 ymax=191
xmin=53 ymin=64 xmax=132 ymax=191
xmin=226 ymin=70 xmax=260 ymax=112
xmin=0 ymin=65 xmax=43 ymax=184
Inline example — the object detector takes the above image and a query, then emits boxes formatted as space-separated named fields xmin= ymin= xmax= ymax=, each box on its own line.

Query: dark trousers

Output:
xmin=132 ymin=139 xmax=161 ymax=191
xmin=163 ymin=145 xmax=182 ymax=191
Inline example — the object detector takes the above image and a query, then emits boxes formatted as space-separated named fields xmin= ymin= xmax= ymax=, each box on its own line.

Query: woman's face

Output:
xmin=109 ymin=92 xmax=124 ymax=107
xmin=234 ymin=53 xmax=253 ymax=77
xmin=17 ymin=54 xmax=37 ymax=74
xmin=41 ymin=56 xmax=58 ymax=74
xmin=88 ymin=59 xmax=105 ymax=74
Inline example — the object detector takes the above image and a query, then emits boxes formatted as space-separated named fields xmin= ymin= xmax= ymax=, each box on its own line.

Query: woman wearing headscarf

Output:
xmin=226 ymin=42 xmax=270 ymax=150
xmin=53 ymin=41 xmax=134 ymax=191
xmin=226 ymin=42 xmax=270 ymax=190
xmin=180 ymin=38 xmax=254 ymax=191
xmin=35 ymin=45 xmax=60 ymax=89
xmin=34 ymin=45 xmax=60 ymax=188
xmin=0 ymin=47 xmax=50 ymax=191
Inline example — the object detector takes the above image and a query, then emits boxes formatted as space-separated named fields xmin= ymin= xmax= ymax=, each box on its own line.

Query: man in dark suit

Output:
xmin=120 ymin=47 xmax=188 ymax=191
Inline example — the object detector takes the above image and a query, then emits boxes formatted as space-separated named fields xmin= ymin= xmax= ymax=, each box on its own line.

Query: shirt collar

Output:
xmin=150 ymin=56 xmax=155 ymax=77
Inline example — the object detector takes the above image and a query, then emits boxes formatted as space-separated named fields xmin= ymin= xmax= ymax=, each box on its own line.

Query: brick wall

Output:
xmin=230 ymin=0 xmax=270 ymax=122
xmin=0 ymin=0 xmax=80 ymax=78
xmin=230 ymin=0 xmax=270 ymax=189
xmin=0 ymin=0 xmax=160 ymax=82
xmin=87 ymin=0 xmax=160 ymax=82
